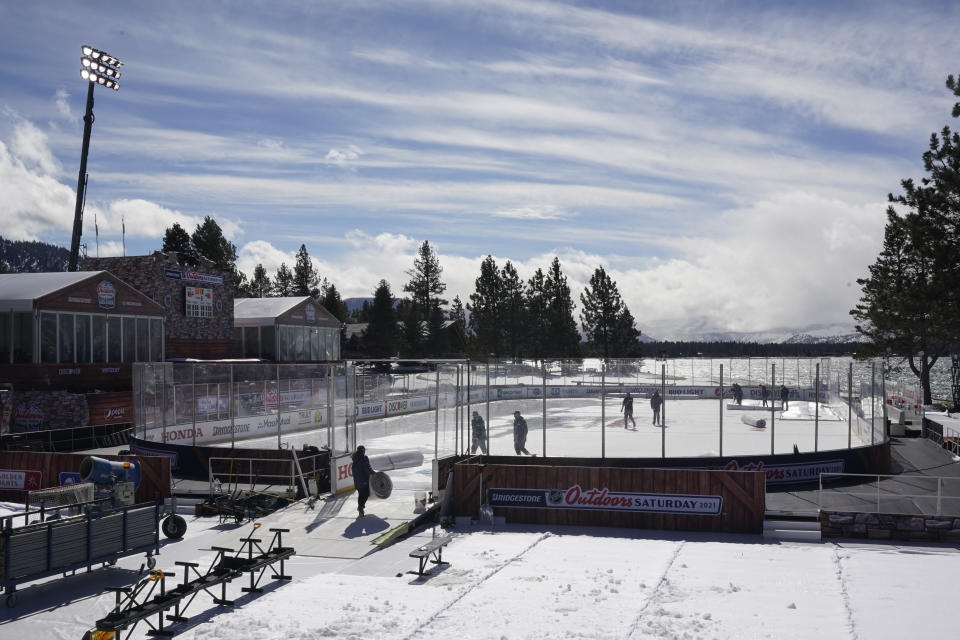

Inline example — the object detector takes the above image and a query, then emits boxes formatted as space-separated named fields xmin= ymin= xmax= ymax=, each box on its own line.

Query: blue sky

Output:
xmin=1 ymin=1 xmax=958 ymax=339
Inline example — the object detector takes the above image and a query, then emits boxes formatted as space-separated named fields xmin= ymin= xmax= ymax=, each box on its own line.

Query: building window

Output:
xmin=136 ymin=317 xmax=149 ymax=362
xmin=122 ymin=317 xmax=136 ymax=363
xmin=76 ymin=314 xmax=91 ymax=363
xmin=107 ymin=316 xmax=122 ymax=362
xmin=185 ymin=286 xmax=213 ymax=318
xmin=245 ymin=326 xmax=260 ymax=358
xmin=261 ymin=325 xmax=276 ymax=360
xmin=150 ymin=318 xmax=163 ymax=361
xmin=12 ymin=312 xmax=32 ymax=364
xmin=40 ymin=312 xmax=57 ymax=363
xmin=92 ymin=315 xmax=106 ymax=362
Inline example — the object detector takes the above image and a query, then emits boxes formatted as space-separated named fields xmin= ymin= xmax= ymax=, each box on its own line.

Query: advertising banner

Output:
xmin=722 ymin=458 xmax=845 ymax=485
xmin=0 ymin=469 xmax=42 ymax=490
xmin=487 ymin=485 xmax=723 ymax=515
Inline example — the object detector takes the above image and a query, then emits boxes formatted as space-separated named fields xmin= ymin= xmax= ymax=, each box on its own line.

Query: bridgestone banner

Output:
xmin=487 ymin=485 xmax=723 ymax=515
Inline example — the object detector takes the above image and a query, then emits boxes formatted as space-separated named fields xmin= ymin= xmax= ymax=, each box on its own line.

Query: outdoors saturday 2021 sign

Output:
xmin=487 ymin=485 xmax=723 ymax=516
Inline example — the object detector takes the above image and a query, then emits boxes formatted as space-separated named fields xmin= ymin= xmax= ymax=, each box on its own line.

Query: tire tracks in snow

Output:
xmin=624 ymin=540 xmax=686 ymax=639
xmin=400 ymin=531 xmax=553 ymax=640
xmin=832 ymin=545 xmax=859 ymax=640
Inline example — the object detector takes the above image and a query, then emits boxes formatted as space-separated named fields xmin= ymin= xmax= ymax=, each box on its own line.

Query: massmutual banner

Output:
xmin=487 ymin=485 xmax=723 ymax=515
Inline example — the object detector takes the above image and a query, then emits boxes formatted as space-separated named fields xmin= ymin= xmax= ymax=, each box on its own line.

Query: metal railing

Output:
xmin=818 ymin=472 xmax=960 ymax=516
xmin=207 ymin=453 xmax=327 ymax=499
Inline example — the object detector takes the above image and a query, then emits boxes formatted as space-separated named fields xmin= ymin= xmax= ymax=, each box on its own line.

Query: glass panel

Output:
xmin=261 ymin=325 xmax=276 ymax=360
xmin=279 ymin=325 xmax=292 ymax=361
xmin=91 ymin=315 xmax=106 ymax=362
xmin=107 ymin=316 xmax=121 ymax=362
xmin=13 ymin=312 xmax=33 ymax=363
xmin=122 ymin=317 xmax=136 ymax=363
xmin=136 ymin=317 xmax=149 ymax=361
xmin=0 ymin=313 xmax=9 ymax=363
xmin=233 ymin=327 xmax=243 ymax=358
xmin=151 ymin=318 xmax=163 ymax=361
xmin=58 ymin=314 xmax=75 ymax=363
xmin=245 ymin=326 xmax=259 ymax=358
xmin=75 ymin=314 xmax=91 ymax=363
xmin=40 ymin=312 xmax=57 ymax=363
xmin=294 ymin=326 xmax=306 ymax=361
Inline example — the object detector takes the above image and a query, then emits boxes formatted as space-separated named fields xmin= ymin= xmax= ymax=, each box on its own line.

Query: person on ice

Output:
xmin=761 ymin=384 xmax=770 ymax=407
xmin=621 ymin=392 xmax=636 ymax=429
xmin=352 ymin=445 xmax=375 ymax=517
xmin=650 ymin=390 xmax=663 ymax=426
xmin=780 ymin=385 xmax=790 ymax=410
xmin=513 ymin=410 xmax=532 ymax=455
xmin=732 ymin=383 xmax=743 ymax=405
xmin=471 ymin=410 xmax=488 ymax=454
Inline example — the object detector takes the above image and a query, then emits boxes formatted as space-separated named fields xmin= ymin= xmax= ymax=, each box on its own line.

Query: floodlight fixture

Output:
xmin=69 ymin=44 xmax=125 ymax=271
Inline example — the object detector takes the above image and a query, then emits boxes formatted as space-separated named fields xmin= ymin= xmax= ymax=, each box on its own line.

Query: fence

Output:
xmin=818 ymin=473 xmax=960 ymax=517
xmin=132 ymin=357 xmax=891 ymax=461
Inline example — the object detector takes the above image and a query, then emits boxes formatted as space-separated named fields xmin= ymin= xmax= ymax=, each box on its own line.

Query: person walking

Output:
xmin=650 ymin=390 xmax=663 ymax=426
xmin=780 ymin=385 xmax=790 ymax=410
xmin=513 ymin=410 xmax=532 ymax=455
xmin=471 ymin=410 xmax=488 ymax=454
xmin=761 ymin=384 xmax=769 ymax=407
xmin=352 ymin=445 xmax=375 ymax=517
xmin=621 ymin=392 xmax=636 ymax=429
xmin=732 ymin=383 xmax=743 ymax=406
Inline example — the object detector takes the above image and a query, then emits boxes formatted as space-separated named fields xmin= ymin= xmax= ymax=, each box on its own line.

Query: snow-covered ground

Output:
xmin=3 ymin=503 xmax=959 ymax=640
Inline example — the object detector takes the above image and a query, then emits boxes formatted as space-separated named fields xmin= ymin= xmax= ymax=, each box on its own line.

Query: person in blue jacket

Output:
xmin=352 ymin=445 xmax=375 ymax=517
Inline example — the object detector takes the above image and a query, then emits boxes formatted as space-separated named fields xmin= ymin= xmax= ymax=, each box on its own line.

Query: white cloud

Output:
xmin=324 ymin=145 xmax=362 ymax=165
xmin=54 ymin=88 xmax=73 ymax=121
xmin=10 ymin=117 xmax=61 ymax=177
xmin=493 ymin=204 xmax=573 ymax=220
xmin=0 ymin=138 xmax=74 ymax=240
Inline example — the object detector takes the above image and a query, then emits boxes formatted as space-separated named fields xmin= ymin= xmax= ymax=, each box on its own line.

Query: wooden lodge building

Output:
xmin=0 ymin=253 xmax=343 ymax=449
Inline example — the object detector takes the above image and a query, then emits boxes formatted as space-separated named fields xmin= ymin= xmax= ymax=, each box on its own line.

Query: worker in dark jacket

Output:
xmin=352 ymin=445 xmax=375 ymax=517
xmin=650 ymin=390 xmax=663 ymax=426
xmin=513 ymin=411 xmax=531 ymax=455
xmin=621 ymin=392 xmax=636 ymax=429
xmin=471 ymin=411 xmax=487 ymax=454
xmin=780 ymin=385 xmax=790 ymax=410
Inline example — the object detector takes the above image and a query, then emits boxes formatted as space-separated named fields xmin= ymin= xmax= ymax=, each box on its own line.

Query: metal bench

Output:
xmin=408 ymin=533 xmax=453 ymax=576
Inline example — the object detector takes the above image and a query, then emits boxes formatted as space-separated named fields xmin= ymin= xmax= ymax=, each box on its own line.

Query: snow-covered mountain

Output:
xmin=646 ymin=324 xmax=865 ymax=344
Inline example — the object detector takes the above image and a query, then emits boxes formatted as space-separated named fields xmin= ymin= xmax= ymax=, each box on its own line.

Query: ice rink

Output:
xmin=220 ymin=396 xmax=878 ymax=494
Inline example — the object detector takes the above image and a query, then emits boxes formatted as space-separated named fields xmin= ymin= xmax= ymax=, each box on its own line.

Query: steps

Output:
xmin=763 ymin=517 xmax=821 ymax=542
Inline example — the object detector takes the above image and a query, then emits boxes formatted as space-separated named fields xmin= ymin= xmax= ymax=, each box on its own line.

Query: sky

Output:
xmin=1 ymin=1 xmax=959 ymax=340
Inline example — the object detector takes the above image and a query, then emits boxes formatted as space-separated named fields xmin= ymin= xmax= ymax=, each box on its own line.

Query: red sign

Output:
xmin=0 ymin=469 xmax=42 ymax=490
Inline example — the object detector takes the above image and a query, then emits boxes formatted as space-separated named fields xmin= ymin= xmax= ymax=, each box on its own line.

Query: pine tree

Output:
xmin=851 ymin=74 xmax=960 ymax=403
xmin=161 ymin=222 xmax=197 ymax=265
xmin=501 ymin=261 xmax=525 ymax=361
xmin=448 ymin=295 xmax=467 ymax=334
xmin=191 ymin=216 xmax=237 ymax=271
xmin=320 ymin=282 xmax=349 ymax=322
xmin=524 ymin=268 xmax=549 ymax=360
xmin=403 ymin=241 xmax=447 ymax=317
xmin=292 ymin=244 xmax=320 ymax=297
xmin=468 ymin=255 xmax=504 ymax=357
xmin=427 ymin=304 xmax=450 ymax=356
xmin=364 ymin=280 xmax=397 ymax=357
xmin=273 ymin=262 xmax=294 ymax=296
xmin=544 ymin=257 xmax=581 ymax=357
xmin=250 ymin=263 xmax=272 ymax=297
xmin=580 ymin=266 xmax=622 ymax=359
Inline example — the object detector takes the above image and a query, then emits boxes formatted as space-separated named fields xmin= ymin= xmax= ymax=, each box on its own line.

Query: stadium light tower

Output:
xmin=68 ymin=45 xmax=123 ymax=271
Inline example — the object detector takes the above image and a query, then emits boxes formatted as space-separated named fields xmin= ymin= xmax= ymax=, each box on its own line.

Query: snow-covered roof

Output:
xmin=0 ymin=271 xmax=109 ymax=312
xmin=234 ymin=296 xmax=339 ymax=327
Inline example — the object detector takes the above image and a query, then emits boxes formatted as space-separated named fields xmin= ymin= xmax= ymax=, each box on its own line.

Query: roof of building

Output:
xmin=0 ymin=271 xmax=111 ymax=312
xmin=234 ymin=296 xmax=340 ymax=326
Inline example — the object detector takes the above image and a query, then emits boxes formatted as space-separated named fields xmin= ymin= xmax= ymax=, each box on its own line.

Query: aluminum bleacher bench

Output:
xmin=409 ymin=533 xmax=454 ymax=576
